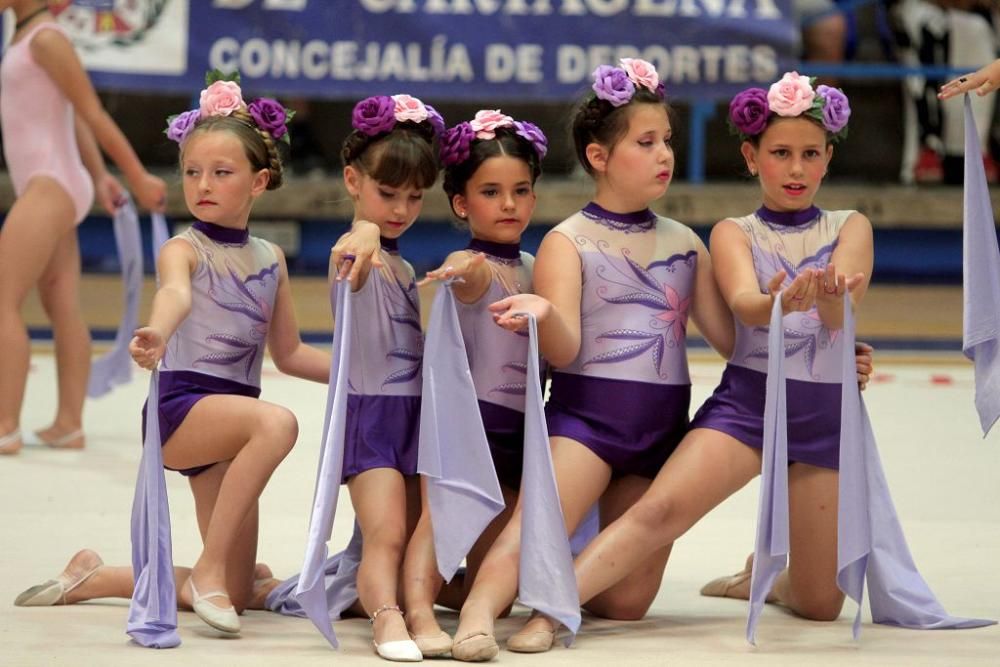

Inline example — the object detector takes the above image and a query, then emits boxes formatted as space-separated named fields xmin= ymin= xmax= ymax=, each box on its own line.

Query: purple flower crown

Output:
xmin=439 ymin=110 xmax=548 ymax=167
xmin=165 ymin=70 xmax=294 ymax=145
xmin=591 ymin=58 xmax=666 ymax=107
xmin=728 ymin=72 xmax=850 ymax=142
xmin=351 ymin=94 xmax=444 ymax=138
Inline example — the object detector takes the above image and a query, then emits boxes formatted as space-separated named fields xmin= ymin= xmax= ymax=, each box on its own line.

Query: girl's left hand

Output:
xmin=95 ymin=171 xmax=127 ymax=215
xmin=132 ymin=172 xmax=168 ymax=213
xmin=418 ymin=252 xmax=486 ymax=286
xmin=855 ymin=341 xmax=873 ymax=391
xmin=331 ymin=220 xmax=382 ymax=282
xmin=489 ymin=293 xmax=551 ymax=332
xmin=816 ymin=263 xmax=865 ymax=305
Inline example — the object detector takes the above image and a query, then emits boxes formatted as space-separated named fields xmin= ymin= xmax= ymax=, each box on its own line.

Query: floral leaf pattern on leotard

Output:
xmin=742 ymin=223 xmax=838 ymax=379
xmin=489 ymin=361 xmax=528 ymax=397
xmin=578 ymin=236 xmax=695 ymax=379
xmin=382 ymin=273 xmax=423 ymax=388
xmin=196 ymin=258 xmax=279 ymax=380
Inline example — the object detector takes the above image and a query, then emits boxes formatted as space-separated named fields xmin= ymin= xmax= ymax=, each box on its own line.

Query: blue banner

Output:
xmin=43 ymin=0 xmax=797 ymax=101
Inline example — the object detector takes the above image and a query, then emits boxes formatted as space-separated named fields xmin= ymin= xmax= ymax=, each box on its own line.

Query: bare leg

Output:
xmin=35 ymin=228 xmax=89 ymax=449
xmin=402 ymin=480 xmax=518 ymax=641
xmin=573 ymin=429 xmax=761 ymax=607
xmin=0 ymin=178 xmax=77 ymax=454
xmin=453 ymin=437 xmax=611 ymax=648
xmin=162 ymin=396 xmax=297 ymax=611
xmin=349 ymin=467 xmax=413 ymax=645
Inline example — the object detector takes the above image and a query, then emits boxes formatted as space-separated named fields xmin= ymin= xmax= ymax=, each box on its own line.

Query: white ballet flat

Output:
xmin=373 ymin=638 xmax=423 ymax=662
xmin=14 ymin=553 xmax=104 ymax=606
xmin=0 ymin=429 xmax=22 ymax=455
xmin=188 ymin=577 xmax=240 ymax=634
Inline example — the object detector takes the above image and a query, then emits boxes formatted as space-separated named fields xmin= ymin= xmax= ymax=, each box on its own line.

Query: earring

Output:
xmin=750 ymin=168 xmax=757 ymax=176
xmin=457 ymin=210 xmax=467 ymax=218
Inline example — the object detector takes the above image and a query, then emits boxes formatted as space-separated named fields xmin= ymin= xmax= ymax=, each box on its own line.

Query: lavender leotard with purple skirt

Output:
xmin=545 ymin=203 xmax=698 ymax=478
xmin=142 ymin=221 xmax=279 ymax=476
xmin=691 ymin=206 xmax=853 ymax=469
xmin=338 ymin=240 xmax=422 ymax=482
xmin=454 ymin=239 xmax=534 ymax=489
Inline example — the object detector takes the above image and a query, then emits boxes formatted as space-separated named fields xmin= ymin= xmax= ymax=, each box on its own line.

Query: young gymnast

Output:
xmin=450 ymin=59 xmax=737 ymax=661
xmin=126 ymin=74 xmax=327 ymax=637
xmin=396 ymin=110 xmax=548 ymax=657
xmin=509 ymin=71 xmax=987 ymax=646
xmin=0 ymin=0 xmax=166 ymax=455
xmin=320 ymin=94 xmax=441 ymax=662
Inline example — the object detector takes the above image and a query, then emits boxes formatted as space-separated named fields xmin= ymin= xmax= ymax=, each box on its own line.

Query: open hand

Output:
xmin=129 ymin=326 xmax=166 ymax=370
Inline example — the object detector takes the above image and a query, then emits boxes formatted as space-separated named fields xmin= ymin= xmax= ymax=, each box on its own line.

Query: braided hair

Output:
xmin=184 ymin=110 xmax=285 ymax=190
xmin=572 ymin=87 xmax=671 ymax=176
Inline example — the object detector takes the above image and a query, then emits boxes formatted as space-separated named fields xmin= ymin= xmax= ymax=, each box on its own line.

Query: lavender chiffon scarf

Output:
xmin=748 ymin=295 xmax=994 ymax=643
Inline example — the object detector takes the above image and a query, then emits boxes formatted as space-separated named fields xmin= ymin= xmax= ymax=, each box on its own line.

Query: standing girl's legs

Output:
xmin=402 ymin=478 xmax=517 ymax=647
xmin=452 ymin=437 xmax=611 ymax=657
xmin=161 ymin=395 xmax=297 ymax=613
xmin=35 ymin=227 xmax=90 ymax=449
xmin=0 ymin=178 xmax=78 ymax=454
xmin=349 ymin=468 xmax=420 ymax=645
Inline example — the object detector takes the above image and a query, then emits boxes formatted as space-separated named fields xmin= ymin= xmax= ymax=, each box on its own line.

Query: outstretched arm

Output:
xmin=129 ymin=239 xmax=196 ymax=370
xmin=814 ymin=212 xmax=873 ymax=330
xmin=330 ymin=219 xmax=383 ymax=288
xmin=527 ymin=232 xmax=583 ymax=368
xmin=270 ymin=245 xmax=331 ymax=383
xmin=419 ymin=250 xmax=491 ymax=303
xmin=939 ymin=59 xmax=1000 ymax=100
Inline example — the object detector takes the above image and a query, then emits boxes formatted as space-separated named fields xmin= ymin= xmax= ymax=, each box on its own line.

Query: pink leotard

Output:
xmin=1 ymin=22 xmax=93 ymax=224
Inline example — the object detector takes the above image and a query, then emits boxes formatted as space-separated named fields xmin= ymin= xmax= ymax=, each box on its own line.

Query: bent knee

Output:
xmin=626 ymin=493 xmax=676 ymax=535
xmin=794 ymin=593 xmax=845 ymax=622
xmin=257 ymin=406 xmax=298 ymax=452
xmin=587 ymin=597 xmax=652 ymax=622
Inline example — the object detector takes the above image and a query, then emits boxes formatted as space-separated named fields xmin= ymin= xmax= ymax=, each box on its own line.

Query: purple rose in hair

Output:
xmin=728 ymin=87 xmax=771 ymax=137
xmin=440 ymin=122 xmax=475 ymax=167
xmin=165 ymin=109 xmax=200 ymax=144
xmin=816 ymin=85 xmax=850 ymax=134
xmin=592 ymin=65 xmax=635 ymax=107
xmin=424 ymin=104 xmax=446 ymax=136
xmin=351 ymin=95 xmax=396 ymax=136
xmin=248 ymin=98 xmax=288 ymax=139
xmin=513 ymin=120 xmax=548 ymax=159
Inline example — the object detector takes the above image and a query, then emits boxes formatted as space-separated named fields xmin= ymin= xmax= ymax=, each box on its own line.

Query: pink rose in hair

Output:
xmin=767 ymin=71 xmax=814 ymax=117
xmin=199 ymin=80 xmax=244 ymax=117
xmin=620 ymin=58 xmax=659 ymax=93
xmin=392 ymin=94 xmax=429 ymax=124
xmin=469 ymin=109 xmax=514 ymax=140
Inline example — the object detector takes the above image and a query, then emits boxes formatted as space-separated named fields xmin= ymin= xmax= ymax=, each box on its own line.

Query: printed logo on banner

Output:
xmin=50 ymin=0 xmax=188 ymax=75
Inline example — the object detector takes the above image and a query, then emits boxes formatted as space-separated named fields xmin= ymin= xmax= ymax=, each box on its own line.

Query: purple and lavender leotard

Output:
xmin=143 ymin=221 xmax=279 ymax=476
xmin=691 ymin=206 xmax=854 ymax=469
xmin=454 ymin=238 xmax=534 ymax=489
xmin=338 ymin=237 xmax=423 ymax=482
xmin=545 ymin=202 xmax=699 ymax=478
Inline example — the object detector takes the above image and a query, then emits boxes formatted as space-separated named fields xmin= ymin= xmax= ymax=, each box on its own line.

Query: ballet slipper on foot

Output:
xmin=35 ymin=428 xmax=85 ymax=450
xmin=15 ymin=549 xmax=103 ymax=606
xmin=700 ymin=553 xmax=755 ymax=599
xmin=410 ymin=630 xmax=453 ymax=657
xmin=373 ymin=639 xmax=424 ymax=662
xmin=188 ymin=577 xmax=240 ymax=634
xmin=0 ymin=429 xmax=22 ymax=456
xmin=451 ymin=632 xmax=499 ymax=662
xmin=506 ymin=627 xmax=556 ymax=653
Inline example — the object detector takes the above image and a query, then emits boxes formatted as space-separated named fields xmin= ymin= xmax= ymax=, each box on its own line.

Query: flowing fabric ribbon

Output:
xmin=516 ymin=313 xmax=581 ymax=645
xmin=961 ymin=94 xmax=1000 ymax=436
xmin=746 ymin=294 xmax=789 ymax=644
xmin=749 ymin=294 xmax=995 ymax=643
xmin=417 ymin=283 xmax=506 ymax=581
xmin=266 ymin=521 xmax=363 ymax=621
xmin=126 ymin=370 xmax=180 ymax=648
xmin=294 ymin=279 xmax=353 ymax=648
xmin=88 ymin=199 xmax=143 ymax=397
xmin=836 ymin=295 xmax=995 ymax=636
